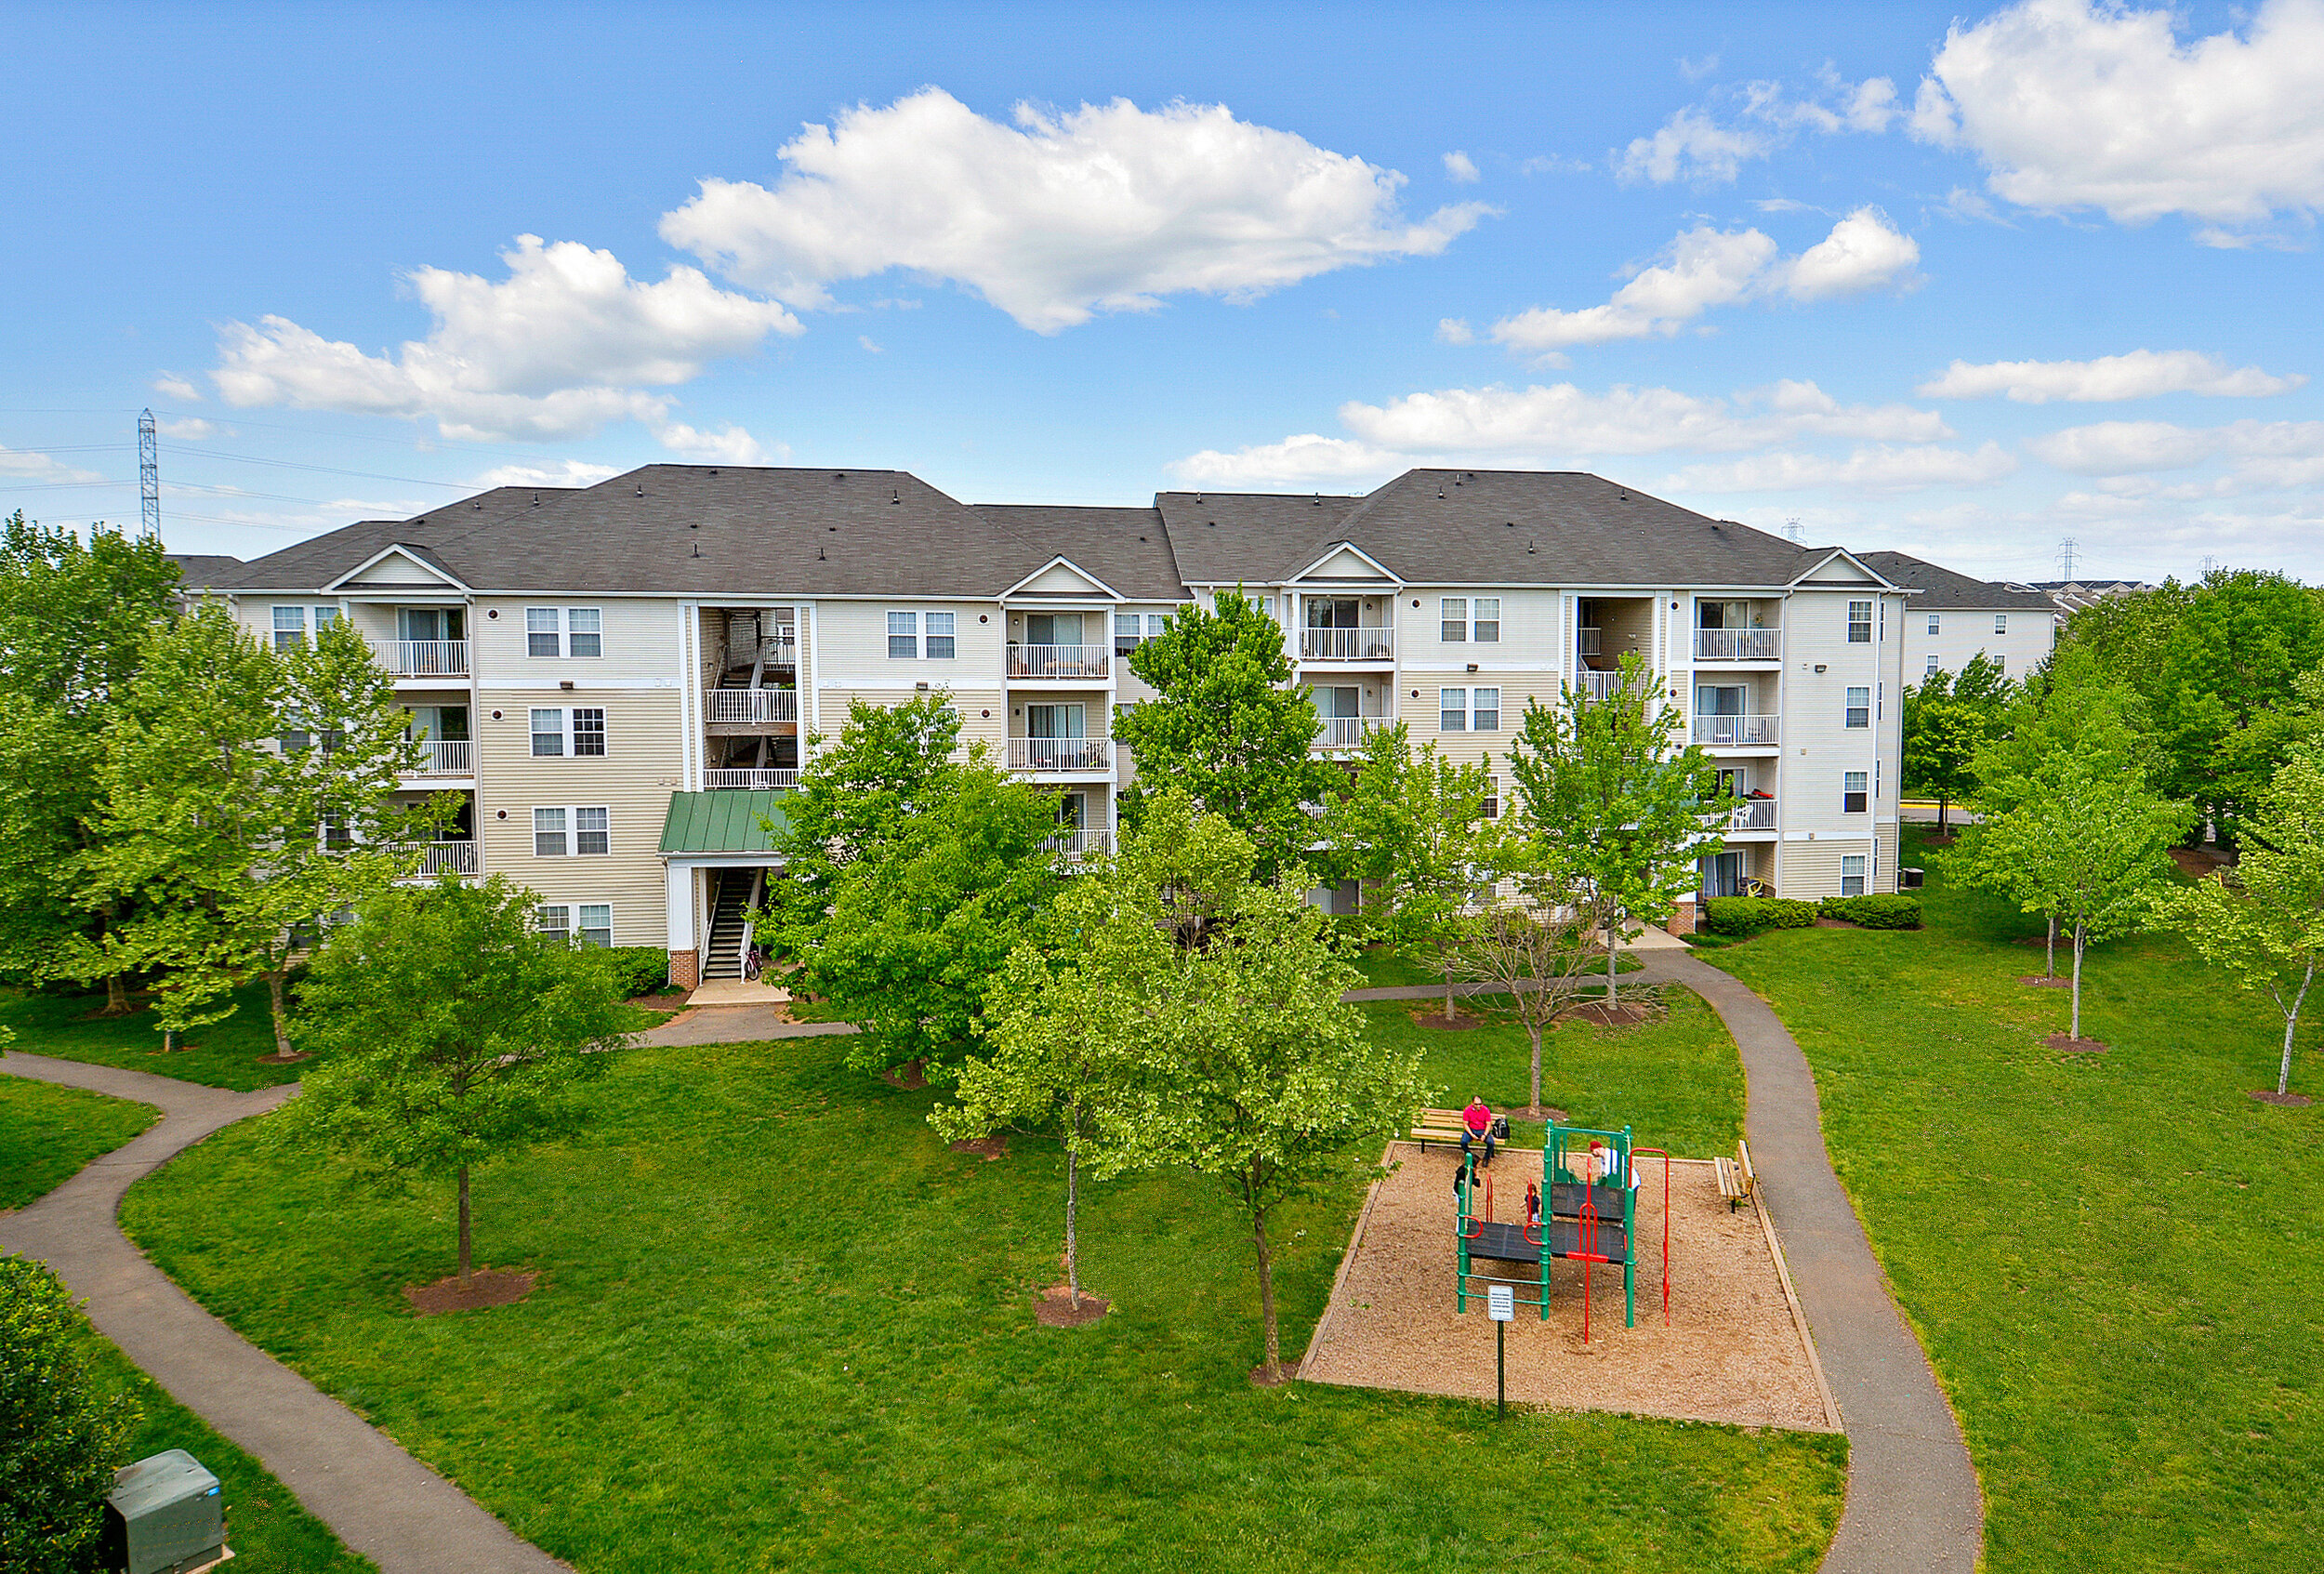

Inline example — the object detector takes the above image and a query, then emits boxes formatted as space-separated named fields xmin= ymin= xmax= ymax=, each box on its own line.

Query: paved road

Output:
xmin=0 ymin=1052 xmax=570 ymax=1574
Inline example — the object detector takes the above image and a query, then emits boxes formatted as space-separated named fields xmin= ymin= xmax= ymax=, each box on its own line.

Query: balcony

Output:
xmin=373 ymin=639 xmax=469 ymax=678
xmin=406 ymin=739 xmax=473 ymax=776
xmin=1043 ymin=827 xmax=1115 ymax=860
xmin=704 ymin=767 xmax=798 ymax=790
xmin=1008 ymin=737 xmax=1111 ymax=773
xmin=1314 ymin=715 xmax=1388 ymax=750
xmin=1578 ymin=668 xmax=1626 ymax=702
xmin=705 ymin=688 xmax=799 ymax=724
xmin=1008 ymin=644 xmax=1109 ymax=680
xmin=1578 ymin=628 xmax=1603 ymax=656
xmin=400 ymin=840 xmax=478 ymax=878
xmin=1300 ymin=627 xmax=1395 ymax=662
xmin=1692 ymin=715 xmax=1781 ymax=747
xmin=1727 ymin=796 xmax=1778 ymax=831
xmin=1694 ymin=628 xmax=1781 ymax=661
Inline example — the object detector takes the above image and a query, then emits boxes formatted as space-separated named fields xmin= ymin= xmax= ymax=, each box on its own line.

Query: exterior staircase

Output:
xmin=702 ymin=870 xmax=755 ymax=981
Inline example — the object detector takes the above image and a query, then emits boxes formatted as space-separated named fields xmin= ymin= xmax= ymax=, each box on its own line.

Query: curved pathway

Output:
xmin=1353 ymin=957 xmax=1983 ymax=1570
xmin=0 ymin=1052 xmax=569 ymax=1574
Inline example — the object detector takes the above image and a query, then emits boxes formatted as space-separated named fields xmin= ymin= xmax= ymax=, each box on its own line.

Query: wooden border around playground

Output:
xmin=1752 ymin=1186 xmax=1843 ymax=1433
xmin=1296 ymin=1139 xmax=1401 ymax=1378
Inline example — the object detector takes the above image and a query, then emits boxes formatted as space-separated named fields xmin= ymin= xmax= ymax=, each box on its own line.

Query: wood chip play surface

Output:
xmin=1300 ymin=1144 xmax=1837 ymax=1432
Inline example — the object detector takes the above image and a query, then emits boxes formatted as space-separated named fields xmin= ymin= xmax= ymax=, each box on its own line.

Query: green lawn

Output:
xmin=80 ymin=1332 xmax=374 ymax=1572
xmin=0 ymin=982 xmax=302 ymax=1091
xmin=1707 ymin=827 xmax=2324 ymax=1573
xmin=122 ymin=1032 xmax=1842 ymax=1573
xmin=0 ymin=1075 xmax=157 ymax=1210
xmin=1349 ymin=942 xmax=1640 ymax=991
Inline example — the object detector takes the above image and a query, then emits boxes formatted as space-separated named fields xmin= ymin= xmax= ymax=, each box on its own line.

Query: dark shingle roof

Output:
xmin=972 ymin=504 xmax=1184 ymax=601
xmin=1859 ymin=551 xmax=2057 ymax=612
xmin=1154 ymin=490 xmax=1366 ymax=586
xmin=165 ymin=554 xmax=244 ymax=588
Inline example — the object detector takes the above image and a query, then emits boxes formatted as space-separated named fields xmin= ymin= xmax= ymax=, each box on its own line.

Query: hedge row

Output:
xmin=1818 ymin=894 xmax=1922 ymax=929
xmin=1703 ymin=897 xmax=1818 ymax=935
xmin=601 ymin=946 xmax=681 ymax=999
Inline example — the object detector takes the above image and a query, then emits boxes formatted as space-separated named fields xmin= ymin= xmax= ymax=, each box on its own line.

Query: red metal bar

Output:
xmin=1635 ymin=1147 xmax=1672 ymax=1327
xmin=1578 ymin=1194 xmax=1598 ymax=1343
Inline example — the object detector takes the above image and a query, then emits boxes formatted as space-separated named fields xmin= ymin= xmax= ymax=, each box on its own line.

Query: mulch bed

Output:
xmin=1034 ymin=1283 xmax=1110 ymax=1327
xmin=1561 ymin=1000 xmax=1654 ymax=1027
xmin=255 ymin=1051 xmax=310 ymax=1065
xmin=2018 ymin=975 xmax=2071 ymax=988
xmin=1408 ymin=1008 xmax=1482 ymax=1030
xmin=2044 ymin=1033 xmax=2109 ymax=1054
xmin=881 ymin=1059 xmax=929 ymax=1090
xmin=2170 ymin=846 xmax=2235 ymax=879
xmin=2250 ymin=1091 xmax=2313 ymax=1107
xmin=949 ymin=1136 xmax=1009 ymax=1161
xmin=1813 ymin=918 xmax=1855 ymax=929
xmin=403 ymin=1268 xmax=537 ymax=1316
xmin=1512 ymin=1106 xmax=1570 ymax=1123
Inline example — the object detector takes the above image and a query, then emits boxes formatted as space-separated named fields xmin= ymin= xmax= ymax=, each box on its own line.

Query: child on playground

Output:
xmin=1461 ymin=1096 xmax=1497 ymax=1166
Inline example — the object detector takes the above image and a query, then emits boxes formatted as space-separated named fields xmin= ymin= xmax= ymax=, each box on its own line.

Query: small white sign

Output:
xmin=1487 ymin=1283 xmax=1514 ymax=1322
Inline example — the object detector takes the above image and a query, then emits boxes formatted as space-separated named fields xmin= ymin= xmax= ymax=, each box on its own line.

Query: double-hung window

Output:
xmin=1439 ymin=687 xmax=1468 ymax=732
xmin=272 ymin=606 xmax=307 ymax=650
xmin=1472 ymin=687 xmax=1500 ymax=730
xmin=577 ymin=904 xmax=612 ymax=947
xmin=1927 ymin=614 xmax=1941 ymax=636
xmin=1440 ymin=598 xmax=1468 ymax=642
xmin=534 ymin=806 xmax=610 ymax=857
xmin=567 ymin=609 xmax=601 ymax=657
xmin=527 ymin=608 xmax=560 ymax=656
xmin=1116 ymin=613 xmax=1142 ymax=655
xmin=537 ymin=904 xmax=612 ymax=946
xmin=536 ymin=905 xmax=572 ymax=944
xmin=1995 ymin=613 xmax=2008 ymax=635
xmin=525 ymin=608 xmax=601 ymax=657
xmin=531 ymin=708 xmax=606 ymax=758
xmin=924 ymin=612 xmax=956 ymax=659
xmin=1841 ymin=854 xmax=1868 ymax=897
xmin=571 ymin=708 xmax=606 ymax=756
xmin=887 ymin=611 xmax=918 ymax=658
xmin=1926 ymin=655 xmax=1941 ymax=677
xmin=1848 ymin=600 xmax=1873 ymax=643
xmin=1482 ymin=777 xmax=1501 ymax=820
xmin=1842 ymin=772 xmax=1868 ymax=813
xmin=531 ymin=708 xmax=564 ymax=757
xmin=534 ymin=807 xmax=567 ymax=856
xmin=1438 ymin=687 xmax=1499 ymax=732
xmin=1844 ymin=686 xmax=1870 ymax=729
xmin=1472 ymin=598 xmax=1499 ymax=642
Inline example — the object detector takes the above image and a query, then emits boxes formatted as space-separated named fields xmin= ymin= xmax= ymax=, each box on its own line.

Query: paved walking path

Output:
xmin=0 ymin=1052 xmax=570 ymax=1574
xmin=635 ymin=1005 xmax=857 ymax=1047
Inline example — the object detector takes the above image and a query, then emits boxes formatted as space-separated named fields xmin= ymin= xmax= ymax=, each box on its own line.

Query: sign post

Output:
xmin=1487 ymin=1282 xmax=1513 ymax=1419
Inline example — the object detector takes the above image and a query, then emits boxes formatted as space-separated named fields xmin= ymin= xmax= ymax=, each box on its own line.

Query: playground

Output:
xmin=1300 ymin=1138 xmax=1838 ymax=1433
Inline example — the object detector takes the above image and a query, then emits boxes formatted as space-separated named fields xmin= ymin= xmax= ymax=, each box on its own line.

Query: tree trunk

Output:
xmin=2280 ymin=962 xmax=2313 ymax=1097
xmin=1528 ymin=1023 xmax=1544 ymax=1113
xmin=1064 ymin=1144 xmax=1081 ymax=1310
xmin=1605 ymin=914 xmax=1619 ymax=1004
xmin=101 ymin=972 xmax=131 ymax=1016
xmin=457 ymin=1165 xmax=472 ymax=1285
xmin=1252 ymin=1203 xmax=1281 ymax=1382
xmin=2046 ymin=916 xmax=2057 ymax=980
xmin=1442 ymin=944 xmax=1455 ymax=1021
xmin=2070 ymin=921 xmax=2085 ymax=1041
xmin=1937 ymin=795 xmax=1949 ymax=835
xmin=266 ymin=970 xmax=294 ymax=1058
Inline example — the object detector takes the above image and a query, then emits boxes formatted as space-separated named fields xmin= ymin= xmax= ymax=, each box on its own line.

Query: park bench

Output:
xmin=1411 ymin=1107 xmax=1471 ymax=1150
xmin=1714 ymin=1139 xmax=1758 ymax=1210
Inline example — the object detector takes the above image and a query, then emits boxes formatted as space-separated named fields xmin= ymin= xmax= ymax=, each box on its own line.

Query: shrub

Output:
xmin=1818 ymin=894 xmax=1923 ymax=930
xmin=0 ymin=1254 xmax=139 ymax=1573
xmin=1703 ymin=896 xmax=1819 ymax=936
xmin=601 ymin=946 xmax=679 ymax=999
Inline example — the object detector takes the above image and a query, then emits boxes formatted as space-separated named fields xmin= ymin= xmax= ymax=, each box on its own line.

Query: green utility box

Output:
xmin=101 ymin=1449 xmax=227 ymax=1574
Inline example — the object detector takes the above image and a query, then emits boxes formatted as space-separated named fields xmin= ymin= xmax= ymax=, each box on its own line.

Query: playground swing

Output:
xmin=1454 ymin=1122 xmax=1671 ymax=1337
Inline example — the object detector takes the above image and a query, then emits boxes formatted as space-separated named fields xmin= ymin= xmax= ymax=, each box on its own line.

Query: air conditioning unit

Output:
xmin=1898 ymin=866 xmax=1925 ymax=891
xmin=102 ymin=1450 xmax=227 ymax=1574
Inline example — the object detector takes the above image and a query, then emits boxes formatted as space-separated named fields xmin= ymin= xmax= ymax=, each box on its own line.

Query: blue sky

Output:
xmin=6 ymin=0 xmax=2322 ymax=582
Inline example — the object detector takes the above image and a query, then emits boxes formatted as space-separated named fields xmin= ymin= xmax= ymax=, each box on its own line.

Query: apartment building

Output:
xmin=1860 ymin=550 xmax=2059 ymax=683
xmin=200 ymin=465 xmax=1911 ymax=981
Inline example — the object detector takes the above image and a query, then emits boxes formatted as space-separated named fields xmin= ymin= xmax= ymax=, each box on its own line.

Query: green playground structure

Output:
xmin=1454 ymin=1122 xmax=1670 ymax=1336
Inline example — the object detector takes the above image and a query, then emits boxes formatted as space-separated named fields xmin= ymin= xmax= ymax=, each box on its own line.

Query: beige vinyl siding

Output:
xmin=1393 ymin=673 xmax=1562 ymax=771
xmin=474 ymin=686 xmax=684 ymax=947
xmin=1876 ymin=821 xmax=1900 ymax=893
xmin=816 ymin=688 xmax=1007 ymax=755
xmin=470 ymin=596 xmax=684 ymax=689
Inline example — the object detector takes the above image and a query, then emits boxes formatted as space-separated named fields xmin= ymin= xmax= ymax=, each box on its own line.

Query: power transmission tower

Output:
xmin=2055 ymin=536 xmax=2080 ymax=580
xmin=138 ymin=408 xmax=161 ymax=538
xmin=1783 ymin=516 xmax=1803 ymax=543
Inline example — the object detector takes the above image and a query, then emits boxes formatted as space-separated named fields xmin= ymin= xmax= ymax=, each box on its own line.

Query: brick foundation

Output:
xmin=667 ymin=949 xmax=699 ymax=989
xmin=1665 ymin=906 xmax=1697 ymax=937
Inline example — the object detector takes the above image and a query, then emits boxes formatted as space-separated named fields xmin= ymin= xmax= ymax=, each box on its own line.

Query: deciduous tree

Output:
xmin=1902 ymin=653 xmax=2016 ymax=835
xmin=1455 ymin=866 xmax=1596 ymax=1114
xmin=0 ymin=1253 xmax=139 ymax=1574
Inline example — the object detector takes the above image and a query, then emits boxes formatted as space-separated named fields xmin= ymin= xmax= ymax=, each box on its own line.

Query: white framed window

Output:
xmin=1440 ymin=598 xmax=1468 ymax=642
xmin=531 ymin=708 xmax=565 ymax=757
xmin=1995 ymin=613 xmax=2008 ymax=635
xmin=1482 ymin=776 xmax=1501 ymax=820
xmin=887 ymin=611 xmax=918 ymax=658
xmin=925 ymin=612 xmax=956 ymax=660
xmin=1841 ymin=854 xmax=1868 ymax=897
xmin=1927 ymin=614 xmax=1940 ymax=636
xmin=536 ymin=904 xmax=571 ymax=943
xmin=1842 ymin=771 xmax=1868 ymax=813
xmin=1115 ymin=613 xmax=1142 ymax=655
xmin=577 ymin=903 xmax=613 ymax=947
xmin=531 ymin=708 xmax=606 ymax=759
xmin=1472 ymin=598 xmax=1500 ymax=642
xmin=1926 ymin=655 xmax=1940 ymax=677
xmin=1848 ymin=601 xmax=1873 ymax=643
xmin=1472 ymin=687 xmax=1500 ymax=731
xmin=534 ymin=806 xmax=610 ymax=857
xmin=571 ymin=708 xmax=605 ymax=757
xmin=1845 ymin=686 xmax=1870 ymax=729
xmin=525 ymin=608 xmax=600 ymax=657
xmin=1148 ymin=614 xmax=1169 ymax=639
xmin=271 ymin=606 xmax=306 ymax=650
xmin=1439 ymin=687 xmax=1468 ymax=732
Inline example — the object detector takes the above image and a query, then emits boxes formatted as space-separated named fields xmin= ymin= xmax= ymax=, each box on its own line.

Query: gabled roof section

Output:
xmin=1000 ymin=554 xmax=1123 ymax=601
xmin=1292 ymin=541 xmax=1400 ymax=584
xmin=973 ymin=505 xmax=1184 ymax=601
xmin=213 ymin=486 xmax=576 ymax=592
xmin=1861 ymin=550 xmax=2062 ymax=612
xmin=324 ymin=543 xmax=469 ymax=593
xmin=1789 ymin=548 xmax=1906 ymax=590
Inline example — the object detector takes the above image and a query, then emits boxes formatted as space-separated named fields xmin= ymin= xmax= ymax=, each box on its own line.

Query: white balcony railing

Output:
xmin=1578 ymin=628 xmax=1604 ymax=656
xmin=1300 ymin=627 xmax=1396 ymax=662
xmin=1314 ymin=715 xmax=1388 ymax=749
xmin=703 ymin=768 xmax=799 ymax=790
xmin=705 ymin=688 xmax=799 ymax=724
xmin=1578 ymin=668 xmax=1625 ymax=702
xmin=1009 ymin=737 xmax=1111 ymax=772
xmin=1694 ymin=628 xmax=1782 ymax=661
xmin=1692 ymin=715 xmax=1781 ymax=747
xmin=1044 ymin=827 xmax=1115 ymax=859
xmin=1728 ymin=797 xmax=1778 ymax=831
xmin=373 ymin=639 xmax=469 ymax=677
xmin=405 ymin=840 xmax=478 ymax=877
xmin=1008 ymin=644 xmax=1110 ymax=680
xmin=407 ymin=739 xmax=473 ymax=775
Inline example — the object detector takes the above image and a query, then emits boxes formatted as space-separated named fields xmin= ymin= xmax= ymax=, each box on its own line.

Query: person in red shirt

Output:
xmin=1461 ymin=1096 xmax=1497 ymax=1166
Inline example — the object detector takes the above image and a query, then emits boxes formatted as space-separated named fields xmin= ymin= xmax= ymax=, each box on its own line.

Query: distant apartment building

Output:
xmin=196 ymin=466 xmax=1913 ymax=981
xmin=1860 ymin=550 xmax=2059 ymax=683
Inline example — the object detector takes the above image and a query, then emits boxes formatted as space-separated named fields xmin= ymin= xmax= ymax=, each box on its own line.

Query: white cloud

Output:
xmin=210 ymin=234 xmax=801 ymax=442
xmin=155 ymin=417 xmax=222 ymax=439
xmin=151 ymin=373 xmax=201 ymax=402
xmin=1672 ymin=442 xmax=2018 ymax=493
xmin=1170 ymin=434 xmax=1405 ymax=488
xmin=858 ymin=335 xmax=884 ymax=353
xmin=1746 ymin=73 xmax=1900 ymax=136
xmin=1488 ymin=209 xmax=1916 ymax=356
xmin=652 ymin=420 xmax=782 ymax=466
xmin=1434 ymin=318 xmax=1474 ymax=346
xmin=2027 ymin=417 xmax=2324 ymax=479
xmin=1921 ymin=350 xmax=2306 ymax=403
xmin=659 ymin=87 xmax=1490 ymax=334
xmin=1783 ymin=207 xmax=1921 ymax=299
xmin=1443 ymin=151 xmax=1481 ymax=183
xmin=0 ymin=446 xmax=106 ymax=485
xmin=1615 ymin=108 xmax=1773 ymax=185
xmin=1679 ymin=54 xmax=1721 ymax=83
xmin=473 ymin=460 xmax=621 ymax=490
xmin=1912 ymin=0 xmax=2324 ymax=231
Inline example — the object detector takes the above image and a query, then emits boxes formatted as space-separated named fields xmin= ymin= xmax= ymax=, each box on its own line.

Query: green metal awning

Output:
xmin=658 ymin=790 xmax=793 ymax=856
